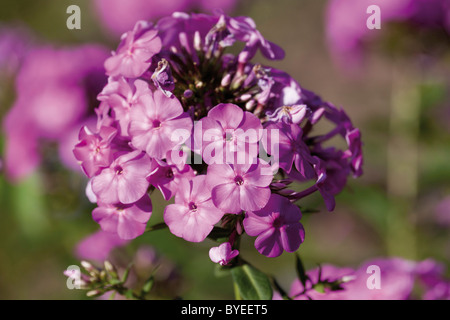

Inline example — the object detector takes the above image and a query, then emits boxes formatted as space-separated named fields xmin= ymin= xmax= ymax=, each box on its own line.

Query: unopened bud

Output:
xmin=86 ymin=289 xmax=103 ymax=297
xmin=221 ymin=73 xmax=231 ymax=87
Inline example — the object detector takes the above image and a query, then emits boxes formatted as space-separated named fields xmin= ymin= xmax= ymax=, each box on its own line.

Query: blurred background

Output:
xmin=0 ymin=0 xmax=448 ymax=299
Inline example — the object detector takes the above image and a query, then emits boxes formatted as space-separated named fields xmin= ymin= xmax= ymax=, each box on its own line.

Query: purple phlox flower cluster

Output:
xmin=285 ymin=257 xmax=450 ymax=300
xmin=326 ymin=0 xmax=450 ymax=71
xmin=3 ymin=43 xmax=109 ymax=181
xmin=74 ymin=12 xmax=363 ymax=261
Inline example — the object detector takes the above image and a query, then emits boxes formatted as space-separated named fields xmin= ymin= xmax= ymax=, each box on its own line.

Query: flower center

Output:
xmin=234 ymin=175 xmax=244 ymax=186
xmin=152 ymin=119 xmax=162 ymax=129
xmin=188 ymin=202 xmax=198 ymax=212
xmin=273 ymin=217 xmax=283 ymax=228
xmin=114 ymin=165 xmax=124 ymax=175
xmin=165 ymin=168 xmax=174 ymax=179
xmin=225 ymin=131 xmax=234 ymax=142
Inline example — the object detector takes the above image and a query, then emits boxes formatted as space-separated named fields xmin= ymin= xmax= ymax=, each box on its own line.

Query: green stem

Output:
xmin=144 ymin=222 xmax=168 ymax=233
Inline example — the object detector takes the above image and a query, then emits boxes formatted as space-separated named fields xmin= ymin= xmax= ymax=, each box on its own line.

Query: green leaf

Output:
xmin=313 ymin=283 xmax=325 ymax=294
xmin=141 ymin=276 xmax=154 ymax=295
xmin=295 ymin=253 xmax=308 ymax=288
xmin=214 ymin=264 xmax=231 ymax=278
xmin=231 ymin=264 xmax=273 ymax=300
xmin=121 ymin=263 xmax=133 ymax=283
xmin=124 ymin=289 xmax=136 ymax=300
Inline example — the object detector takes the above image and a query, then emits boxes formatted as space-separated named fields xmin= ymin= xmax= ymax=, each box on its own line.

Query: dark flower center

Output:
xmin=188 ymin=202 xmax=198 ymax=211
xmin=115 ymin=165 xmax=124 ymax=175
xmin=165 ymin=168 xmax=174 ymax=179
xmin=153 ymin=119 xmax=162 ymax=129
xmin=234 ymin=175 xmax=244 ymax=186
xmin=273 ymin=217 xmax=283 ymax=228
xmin=225 ymin=132 xmax=234 ymax=142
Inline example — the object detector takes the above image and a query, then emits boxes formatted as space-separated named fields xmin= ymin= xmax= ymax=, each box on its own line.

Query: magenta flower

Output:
xmin=206 ymin=160 xmax=273 ymax=214
xmin=75 ymin=230 xmax=129 ymax=262
xmin=71 ymin=11 xmax=364 ymax=263
xmin=266 ymin=105 xmax=309 ymax=124
xmin=129 ymin=90 xmax=193 ymax=159
xmin=243 ymin=194 xmax=305 ymax=258
xmin=73 ymin=125 xmax=117 ymax=177
xmin=263 ymin=122 xmax=317 ymax=179
xmin=288 ymin=257 xmax=450 ymax=300
xmin=97 ymin=78 xmax=151 ymax=136
xmin=151 ymin=58 xmax=175 ymax=97
xmin=164 ymin=176 xmax=224 ymax=242
xmin=104 ymin=21 xmax=162 ymax=78
xmin=220 ymin=14 xmax=285 ymax=64
xmin=289 ymin=264 xmax=356 ymax=300
xmin=3 ymin=44 xmax=108 ymax=181
xmin=94 ymin=0 xmax=238 ymax=37
xmin=0 ymin=25 xmax=33 ymax=75
xmin=344 ymin=128 xmax=363 ymax=177
xmin=326 ymin=0 xmax=450 ymax=71
xmin=92 ymin=195 xmax=152 ymax=240
xmin=91 ymin=150 xmax=152 ymax=204
xmin=209 ymin=242 xmax=239 ymax=266
xmin=194 ymin=103 xmax=262 ymax=165
xmin=147 ymin=157 xmax=196 ymax=200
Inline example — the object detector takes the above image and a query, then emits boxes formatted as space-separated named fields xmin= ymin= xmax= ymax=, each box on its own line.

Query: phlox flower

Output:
xmin=209 ymin=242 xmax=239 ymax=266
xmin=263 ymin=122 xmax=317 ymax=179
xmin=97 ymin=78 xmax=151 ymax=136
xmin=104 ymin=21 xmax=162 ymax=78
xmin=92 ymin=195 xmax=152 ymax=240
xmin=129 ymin=90 xmax=193 ymax=159
xmin=243 ymin=194 xmax=305 ymax=258
xmin=147 ymin=157 xmax=196 ymax=201
xmin=73 ymin=125 xmax=117 ymax=177
xmin=194 ymin=103 xmax=262 ymax=165
xmin=91 ymin=150 xmax=152 ymax=204
xmin=206 ymin=160 xmax=273 ymax=214
xmin=164 ymin=176 xmax=224 ymax=242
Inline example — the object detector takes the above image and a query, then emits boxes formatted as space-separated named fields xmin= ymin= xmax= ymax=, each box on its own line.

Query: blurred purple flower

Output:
xmin=326 ymin=0 xmax=450 ymax=71
xmin=289 ymin=257 xmax=450 ymax=300
xmin=0 ymin=25 xmax=33 ymax=75
xmin=75 ymin=230 xmax=129 ymax=262
xmin=3 ymin=44 xmax=109 ymax=181
xmin=434 ymin=196 xmax=450 ymax=227
xmin=94 ymin=0 xmax=238 ymax=37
